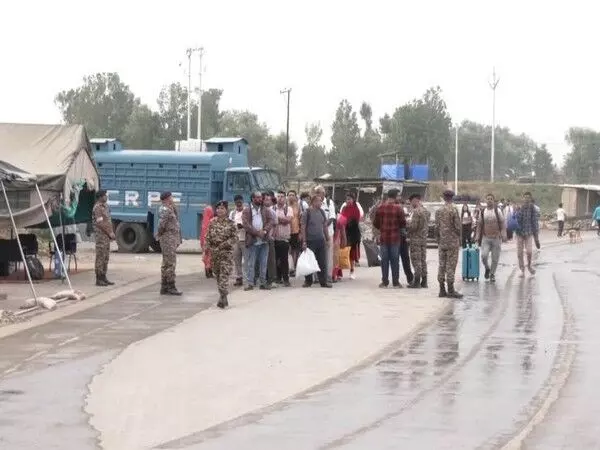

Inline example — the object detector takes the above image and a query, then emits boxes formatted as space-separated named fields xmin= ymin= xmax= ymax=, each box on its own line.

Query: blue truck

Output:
xmin=93 ymin=137 xmax=281 ymax=253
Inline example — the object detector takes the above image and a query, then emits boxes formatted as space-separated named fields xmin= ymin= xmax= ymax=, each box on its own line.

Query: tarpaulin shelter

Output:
xmin=0 ymin=161 xmax=75 ymax=300
xmin=0 ymin=123 xmax=99 ymax=229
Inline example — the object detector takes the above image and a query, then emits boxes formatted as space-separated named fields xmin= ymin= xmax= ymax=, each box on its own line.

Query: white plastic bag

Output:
xmin=296 ymin=249 xmax=321 ymax=277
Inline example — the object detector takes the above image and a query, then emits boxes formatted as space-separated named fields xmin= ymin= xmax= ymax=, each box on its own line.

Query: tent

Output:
xmin=0 ymin=160 xmax=75 ymax=300
xmin=0 ymin=123 xmax=99 ymax=229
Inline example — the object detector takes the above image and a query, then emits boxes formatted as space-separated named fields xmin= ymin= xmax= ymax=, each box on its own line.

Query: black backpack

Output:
xmin=26 ymin=255 xmax=44 ymax=281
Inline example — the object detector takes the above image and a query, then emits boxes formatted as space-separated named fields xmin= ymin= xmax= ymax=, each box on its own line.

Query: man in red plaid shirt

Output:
xmin=373 ymin=189 xmax=407 ymax=288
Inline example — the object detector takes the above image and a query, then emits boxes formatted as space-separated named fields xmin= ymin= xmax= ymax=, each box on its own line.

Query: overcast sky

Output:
xmin=1 ymin=0 xmax=597 ymax=166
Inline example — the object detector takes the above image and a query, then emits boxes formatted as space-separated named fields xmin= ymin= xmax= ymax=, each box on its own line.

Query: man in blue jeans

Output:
xmin=373 ymin=189 xmax=407 ymax=288
xmin=242 ymin=191 xmax=274 ymax=290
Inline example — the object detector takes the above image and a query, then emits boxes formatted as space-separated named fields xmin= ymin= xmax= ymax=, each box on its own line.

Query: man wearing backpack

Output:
xmin=475 ymin=193 xmax=506 ymax=283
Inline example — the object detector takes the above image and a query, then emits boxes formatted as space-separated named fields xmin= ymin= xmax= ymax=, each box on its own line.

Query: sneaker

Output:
xmin=490 ymin=274 xmax=496 ymax=283
xmin=244 ymin=285 xmax=254 ymax=291
xmin=379 ymin=282 xmax=388 ymax=288
xmin=259 ymin=284 xmax=272 ymax=290
xmin=484 ymin=268 xmax=490 ymax=280
xmin=349 ymin=273 xmax=356 ymax=280
xmin=320 ymin=283 xmax=333 ymax=288
xmin=392 ymin=283 xmax=403 ymax=289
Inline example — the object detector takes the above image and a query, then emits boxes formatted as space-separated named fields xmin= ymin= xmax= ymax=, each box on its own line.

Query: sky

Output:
xmin=1 ymin=0 xmax=598 ymax=167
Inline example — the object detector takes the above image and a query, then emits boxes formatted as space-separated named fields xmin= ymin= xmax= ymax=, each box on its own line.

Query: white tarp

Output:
xmin=0 ymin=123 xmax=99 ymax=228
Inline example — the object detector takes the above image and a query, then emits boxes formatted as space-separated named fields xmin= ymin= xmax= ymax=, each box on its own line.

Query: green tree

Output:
xmin=55 ymin=72 xmax=137 ymax=139
xmin=329 ymin=99 xmax=361 ymax=176
xmin=218 ymin=110 xmax=274 ymax=166
xmin=357 ymin=102 xmax=384 ymax=177
xmin=563 ymin=127 xmax=600 ymax=183
xmin=200 ymin=88 xmax=223 ymax=139
xmin=532 ymin=144 xmax=557 ymax=183
xmin=122 ymin=103 xmax=163 ymax=149
xmin=272 ymin=132 xmax=299 ymax=176
xmin=156 ymin=82 xmax=191 ymax=146
xmin=300 ymin=123 xmax=327 ymax=178
xmin=386 ymin=86 xmax=452 ymax=178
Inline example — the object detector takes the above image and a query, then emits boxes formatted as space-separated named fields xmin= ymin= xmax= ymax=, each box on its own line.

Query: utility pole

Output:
xmin=454 ymin=124 xmax=459 ymax=194
xmin=196 ymin=47 xmax=204 ymax=144
xmin=489 ymin=67 xmax=500 ymax=182
xmin=185 ymin=48 xmax=192 ymax=140
xmin=280 ymin=88 xmax=291 ymax=176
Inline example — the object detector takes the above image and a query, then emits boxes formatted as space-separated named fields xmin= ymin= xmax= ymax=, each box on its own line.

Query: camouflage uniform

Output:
xmin=435 ymin=202 xmax=463 ymax=298
xmin=157 ymin=202 xmax=182 ymax=294
xmin=408 ymin=205 xmax=429 ymax=286
xmin=206 ymin=216 xmax=238 ymax=298
xmin=92 ymin=201 xmax=114 ymax=285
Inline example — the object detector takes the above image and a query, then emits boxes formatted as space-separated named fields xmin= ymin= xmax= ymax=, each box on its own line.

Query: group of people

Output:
xmin=198 ymin=186 xmax=364 ymax=308
xmin=91 ymin=186 xmax=547 ymax=311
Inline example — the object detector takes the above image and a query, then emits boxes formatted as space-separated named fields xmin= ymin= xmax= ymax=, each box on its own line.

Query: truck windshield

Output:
xmin=252 ymin=170 xmax=280 ymax=191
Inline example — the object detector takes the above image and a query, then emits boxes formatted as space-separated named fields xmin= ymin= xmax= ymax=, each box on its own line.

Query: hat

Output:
xmin=160 ymin=191 xmax=172 ymax=201
xmin=96 ymin=189 xmax=107 ymax=199
xmin=215 ymin=200 xmax=228 ymax=209
xmin=442 ymin=189 xmax=455 ymax=199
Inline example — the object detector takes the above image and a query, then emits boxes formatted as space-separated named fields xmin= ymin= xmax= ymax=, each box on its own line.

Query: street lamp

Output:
xmin=280 ymin=88 xmax=291 ymax=176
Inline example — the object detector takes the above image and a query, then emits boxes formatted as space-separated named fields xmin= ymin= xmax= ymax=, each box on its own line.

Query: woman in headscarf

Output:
xmin=340 ymin=192 xmax=362 ymax=279
xmin=200 ymin=205 xmax=214 ymax=278
xmin=206 ymin=200 xmax=238 ymax=308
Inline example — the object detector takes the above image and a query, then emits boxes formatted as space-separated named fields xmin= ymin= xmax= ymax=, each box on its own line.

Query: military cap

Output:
xmin=442 ymin=189 xmax=455 ymax=199
xmin=160 ymin=191 xmax=172 ymax=201
xmin=96 ymin=189 xmax=107 ymax=199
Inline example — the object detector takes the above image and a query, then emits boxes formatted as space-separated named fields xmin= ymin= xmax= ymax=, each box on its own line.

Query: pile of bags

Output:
xmin=21 ymin=289 xmax=87 ymax=311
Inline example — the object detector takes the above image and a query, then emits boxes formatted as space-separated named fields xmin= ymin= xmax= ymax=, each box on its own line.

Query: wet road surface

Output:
xmin=1 ymin=239 xmax=599 ymax=449
xmin=157 ymin=240 xmax=596 ymax=450
xmin=0 ymin=274 xmax=213 ymax=450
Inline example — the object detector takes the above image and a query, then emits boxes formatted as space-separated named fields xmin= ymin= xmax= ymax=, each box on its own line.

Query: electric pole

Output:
xmin=489 ymin=67 xmax=500 ymax=182
xmin=197 ymin=47 xmax=204 ymax=144
xmin=185 ymin=48 xmax=192 ymax=140
xmin=280 ymin=88 xmax=291 ymax=176
xmin=454 ymin=124 xmax=459 ymax=194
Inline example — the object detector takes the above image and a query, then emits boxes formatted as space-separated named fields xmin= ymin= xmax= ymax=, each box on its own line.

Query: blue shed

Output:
xmin=204 ymin=137 xmax=248 ymax=159
xmin=90 ymin=138 xmax=123 ymax=152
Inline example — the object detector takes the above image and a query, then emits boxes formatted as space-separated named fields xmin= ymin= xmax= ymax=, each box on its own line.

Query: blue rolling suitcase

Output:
xmin=462 ymin=245 xmax=480 ymax=281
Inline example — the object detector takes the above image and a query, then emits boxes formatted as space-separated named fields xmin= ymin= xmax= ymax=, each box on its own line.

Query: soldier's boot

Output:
xmin=102 ymin=276 xmax=115 ymax=286
xmin=167 ymin=283 xmax=182 ymax=296
xmin=96 ymin=275 xmax=109 ymax=287
xmin=407 ymin=275 xmax=421 ymax=289
xmin=438 ymin=282 xmax=447 ymax=298
xmin=447 ymin=282 xmax=463 ymax=299
xmin=160 ymin=279 xmax=169 ymax=295
xmin=420 ymin=276 xmax=428 ymax=288
xmin=233 ymin=278 xmax=243 ymax=287
xmin=217 ymin=293 xmax=229 ymax=309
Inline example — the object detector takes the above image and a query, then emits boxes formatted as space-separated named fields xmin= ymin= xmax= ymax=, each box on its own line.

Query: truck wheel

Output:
xmin=150 ymin=238 xmax=161 ymax=253
xmin=115 ymin=222 xmax=149 ymax=253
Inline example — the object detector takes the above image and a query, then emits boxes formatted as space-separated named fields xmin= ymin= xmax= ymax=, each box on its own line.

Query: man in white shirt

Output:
xmin=556 ymin=203 xmax=566 ymax=237
xmin=229 ymin=195 xmax=246 ymax=286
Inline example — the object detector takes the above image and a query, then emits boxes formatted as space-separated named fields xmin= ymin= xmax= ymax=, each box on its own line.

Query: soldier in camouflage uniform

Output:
xmin=206 ymin=200 xmax=238 ymax=308
xmin=407 ymin=193 xmax=429 ymax=288
xmin=92 ymin=190 xmax=116 ymax=287
xmin=156 ymin=191 xmax=182 ymax=295
xmin=434 ymin=190 xmax=463 ymax=298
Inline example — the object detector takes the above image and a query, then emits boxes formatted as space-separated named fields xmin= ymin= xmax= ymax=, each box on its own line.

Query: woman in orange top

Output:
xmin=332 ymin=214 xmax=348 ymax=282
xmin=200 ymin=205 xmax=214 ymax=278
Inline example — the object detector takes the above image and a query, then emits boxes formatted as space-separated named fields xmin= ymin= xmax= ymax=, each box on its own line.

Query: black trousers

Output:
xmin=274 ymin=240 xmax=290 ymax=282
xmin=400 ymin=239 xmax=413 ymax=283
xmin=557 ymin=220 xmax=564 ymax=237
xmin=461 ymin=224 xmax=472 ymax=248
xmin=304 ymin=239 xmax=327 ymax=286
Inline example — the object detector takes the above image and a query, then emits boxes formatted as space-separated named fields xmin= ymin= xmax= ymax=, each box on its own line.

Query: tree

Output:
xmin=156 ymin=82 xmax=191 ymax=146
xmin=532 ymin=144 xmax=556 ymax=183
xmin=386 ymin=86 xmax=452 ymax=178
xmin=329 ymin=99 xmax=361 ymax=176
xmin=300 ymin=123 xmax=327 ymax=178
xmin=218 ymin=110 xmax=274 ymax=166
xmin=357 ymin=102 xmax=384 ymax=177
xmin=200 ymin=88 xmax=223 ymax=139
xmin=563 ymin=127 xmax=600 ymax=183
xmin=272 ymin=132 xmax=299 ymax=176
xmin=122 ymin=103 xmax=163 ymax=149
xmin=55 ymin=72 xmax=137 ymax=139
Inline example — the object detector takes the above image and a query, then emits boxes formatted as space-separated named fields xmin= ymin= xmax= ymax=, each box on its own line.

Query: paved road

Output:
xmin=155 ymin=240 xmax=597 ymax=450
xmin=0 ymin=275 xmax=213 ymax=450
xmin=1 ymin=237 xmax=598 ymax=449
